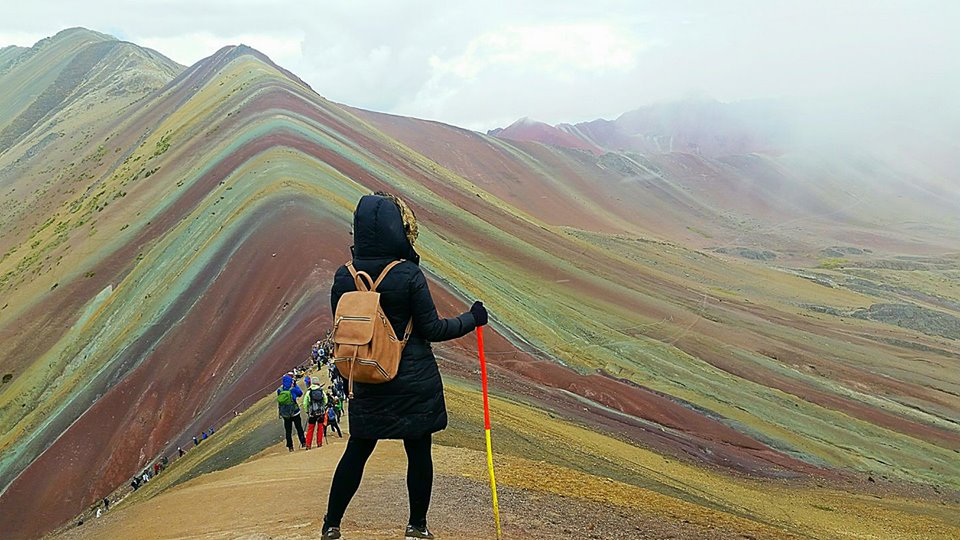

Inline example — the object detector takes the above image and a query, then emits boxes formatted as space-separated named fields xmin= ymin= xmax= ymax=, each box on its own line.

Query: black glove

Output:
xmin=470 ymin=301 xmax=488 ymax=326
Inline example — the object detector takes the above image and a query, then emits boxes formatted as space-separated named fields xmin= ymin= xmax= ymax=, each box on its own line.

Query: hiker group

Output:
xmin=277 ymin=345 xmax=346 ymax=451
xmin=311 ymin=338 xmax=349 ymax=398
xmin=129 ymin=454 xmax=169 ymax=492
xmin=190 ymin=426 xmax=216 ymax=447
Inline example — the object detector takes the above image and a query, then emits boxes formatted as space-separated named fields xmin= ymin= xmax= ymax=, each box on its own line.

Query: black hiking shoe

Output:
xmin=321 ymin=524 xmax=341 ymax=539
xmin=405 ymin=524 xmax=435 ymax=539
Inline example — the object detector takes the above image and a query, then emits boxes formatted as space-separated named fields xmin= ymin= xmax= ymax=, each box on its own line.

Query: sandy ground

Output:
xmin=55 ymin=435 xmax=788 ymax=540
xmin=44 ymin=374 xmax=960 ymax=540
xmin=49 ymin=381 xmax=960 ymax=540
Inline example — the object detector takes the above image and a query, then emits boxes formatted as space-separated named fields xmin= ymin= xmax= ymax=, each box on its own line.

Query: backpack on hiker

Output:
xmin=308 ymin=388 xmax=326 ymax=417
xmin=332 ymin=260 xmax=413 ymax=398
xmin=327 ymin=407 xmax=337 ymax=423
xmin=277 ymin=388 xmax=299 ymax=418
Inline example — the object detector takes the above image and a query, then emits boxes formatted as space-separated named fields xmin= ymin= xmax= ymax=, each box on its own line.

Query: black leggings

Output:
xmin=325 ymin=419 xmax=343 ymax=438
xmin=283 ymin=415 xmax=306 ymax=449
xmin=325 ymin=434 xmax=433 ymax=528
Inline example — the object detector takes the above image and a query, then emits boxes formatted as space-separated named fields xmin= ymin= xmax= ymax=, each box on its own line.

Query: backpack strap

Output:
xmin=374 ymin=260 xmax=413 ymax=342
xmin=347 ymin=355 xmax=357 ymax=399
xmin=346 ymin=260 xmax=405 ymax=292
xmin=345 ymin=261 xmax=374 ymax=291
xmin=371 ymin=259 xmax=405 ymax=291
xmin=400 ymin=318 xmax=413 ymax=344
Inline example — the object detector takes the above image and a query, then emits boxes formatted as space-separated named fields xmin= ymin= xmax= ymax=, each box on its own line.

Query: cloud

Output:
xmin=1 ymin=1 xmax=958 ymax=131
xmin=431 ymin=23 xmax=646 ymax=80
xmin=0 ymin=31 xmax=49 ymax=48
xmin=138 ymin=32 xmax=304 ymax=67
xmin=393 ymin=21 xmax=659 ymax=129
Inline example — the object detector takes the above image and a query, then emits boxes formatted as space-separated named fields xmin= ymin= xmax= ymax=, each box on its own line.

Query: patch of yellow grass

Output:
xmin=442 ymin=380 xmax=960 ymax=540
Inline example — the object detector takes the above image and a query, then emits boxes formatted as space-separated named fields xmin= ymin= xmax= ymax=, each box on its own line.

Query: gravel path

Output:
xmin=55 ymin=438 xmax=782 ymax=540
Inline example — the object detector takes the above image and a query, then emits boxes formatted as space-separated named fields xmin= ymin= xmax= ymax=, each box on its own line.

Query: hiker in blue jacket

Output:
xmin=324 ymin=403 xmax=343 ymax=439
xmin=277 ymin=373 xmax=306 ymax=451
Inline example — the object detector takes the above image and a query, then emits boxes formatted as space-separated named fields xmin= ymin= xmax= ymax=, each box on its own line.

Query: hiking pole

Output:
xmin=476 ymin=326 xmax=503 ymax=539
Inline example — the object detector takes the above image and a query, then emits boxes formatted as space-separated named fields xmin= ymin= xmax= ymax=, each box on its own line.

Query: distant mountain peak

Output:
xmin=189 ymin=43 xmax=312 ymax=91
xmin=489 ymin=116 xmax=602 ymax=154
xmin=33 ymin=27 xmax=115 ymax=48
xmin=0 ymin=27 xmax=182 ymax=154
xmin=53 ymin=27 xmax=115 ymax=39
xmin=509 ymin=116 xmax=541 ymax=127
xmin=491 ymin=100 xmax=790 ymax=157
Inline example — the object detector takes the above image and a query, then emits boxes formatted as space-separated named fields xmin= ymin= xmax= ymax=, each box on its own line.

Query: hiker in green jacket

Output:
xmin=334 ymin=394 xmax=344 ymax=420
xmin=277 ymin=374 xmax=306 ymax=451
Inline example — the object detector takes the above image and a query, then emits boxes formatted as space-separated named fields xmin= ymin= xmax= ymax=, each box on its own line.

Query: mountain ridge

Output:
xmin=488 ymin=99 xmax=791 ymax=157
xmin=0 ymin=28 xmax=958 ymax=539
xmin=488 ymin=116 xmax=603 ymax=154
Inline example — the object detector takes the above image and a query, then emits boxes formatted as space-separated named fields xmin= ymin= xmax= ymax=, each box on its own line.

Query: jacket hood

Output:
xmin=352 ymin=195 xmax=420 ymax=264
xmin=281 ymin=375 xmax=294 ymax=389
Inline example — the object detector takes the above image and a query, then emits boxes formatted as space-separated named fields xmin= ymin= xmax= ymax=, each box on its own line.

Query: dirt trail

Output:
xmin=48 ymin=378 xmax=960 ymax=540
xmin=54 ymin=435 xmax=791 ymax=540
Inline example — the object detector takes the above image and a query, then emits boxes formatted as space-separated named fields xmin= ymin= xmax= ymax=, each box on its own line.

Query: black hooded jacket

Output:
xmin=331 ymin=195 xmax=477 ymax=439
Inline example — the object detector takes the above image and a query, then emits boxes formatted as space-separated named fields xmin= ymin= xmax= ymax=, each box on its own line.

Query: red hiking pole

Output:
xmin=477 ymin=326 xmax=503 ymax=539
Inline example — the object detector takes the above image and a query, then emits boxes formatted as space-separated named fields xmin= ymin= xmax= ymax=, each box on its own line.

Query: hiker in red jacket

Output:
xmin=304 ymin=380 xmax=327 ymax=449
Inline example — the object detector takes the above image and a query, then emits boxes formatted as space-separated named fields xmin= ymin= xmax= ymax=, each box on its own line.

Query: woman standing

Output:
xmin=322 ymin=193 xmax=487 ymax=540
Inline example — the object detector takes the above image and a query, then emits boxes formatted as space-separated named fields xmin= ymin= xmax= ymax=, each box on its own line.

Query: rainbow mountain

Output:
xmin=0 ymin=28 xmax=958 ymax=538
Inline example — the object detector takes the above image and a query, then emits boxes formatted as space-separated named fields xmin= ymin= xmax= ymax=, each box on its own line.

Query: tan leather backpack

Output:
xmin=332 ymin=260 xmax=413 ymax=397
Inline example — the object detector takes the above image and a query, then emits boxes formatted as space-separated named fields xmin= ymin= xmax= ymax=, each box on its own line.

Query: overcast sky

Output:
xmin=2 ymin=1 xmax=958 ymax=130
